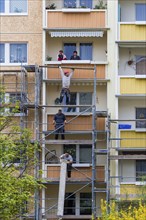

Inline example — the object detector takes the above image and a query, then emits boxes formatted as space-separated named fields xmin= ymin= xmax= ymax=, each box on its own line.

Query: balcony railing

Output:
xmin=46 ymin=64 xmax=106 ymax=80
xmin=120 ymin=78 xmax=146 ymax=94
xmin=46 ymin=165 xmax=105 ymax=182
xmin=120 ymin=24 xmax=146 ymax=41
xmin=47 ymin=115 xmax=105 ymax=131
xmin=46 ymin=11 xmax=106 ymax=29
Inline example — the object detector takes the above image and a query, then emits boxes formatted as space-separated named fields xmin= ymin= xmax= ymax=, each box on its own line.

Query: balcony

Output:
xmin=45 ymin=164 xmax=105 ymax=182
xmin=46 ymin=10 xmax=106 ymax=29
xmin=120 ymin=78 xmax=146 ymax=95
xmin=47 ymin=115 xmax=105 ymax=132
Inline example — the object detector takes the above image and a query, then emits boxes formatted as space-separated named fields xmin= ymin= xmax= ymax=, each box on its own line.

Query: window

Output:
xmin=79 ymin=145 xmax=92 ymax=163
xmin=64 ymin=0 xmax=76 ymax=8
xmin=63 ymin=144 xmax=92 ymax=163
xmin=0 ymin=44 xmax=5 ymax=63
xmin=5 ymin=93 xmax=27 ymax=115
xmin=79 ymin=92 xmax=92 ymax=112
xmin=67 ymin=92 xmax=92 ymax=113
xmin=80 ymin=193 xmax=92 ymax=215
xmin=64 ymin=193 xmax=75 ymax=215
xmin=0 ymin=0 xmax=27 ymax=14
xmin=136 ymin=56 xmax=146 ymax=75
xmin=136 ymin=108 xmax=146 ymax=129
xmin=63 ymin=42 xmax=93 ymax=60
xmin=1 ymin=43 xmax=27 ymax=64
xmin=135 ymin=4 xmax=146 ymax=21
xmin=0 ymin=0 xmax=4 ymax=13
xmin=136 ymin=160 xmax=146 ymax=181
xmin=64 ymin=0 xmax=92 ymax=8
xmin=64 ymin=43 xmax=76 ymax=60
xmin=80 ymin=43 xmax=92 ymax=60
xmin=80 ymin=0 xmax=92 ymax=9
xmin=10 ymin=44 xmax=27 ymax=63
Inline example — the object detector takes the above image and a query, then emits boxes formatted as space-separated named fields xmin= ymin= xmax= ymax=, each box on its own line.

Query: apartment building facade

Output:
xmin=0 ymin=0 xmax=146 ymax=219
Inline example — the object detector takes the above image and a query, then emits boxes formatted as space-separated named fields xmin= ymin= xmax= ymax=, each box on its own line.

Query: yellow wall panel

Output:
xmin=120 ymin=184 xmax=142 ymax=196
xmin=120 ymin=24 xmax=146 ymax=41
xmin=120 ymin=78 xmax=146 ymax=94
xmin=120 ymin=131 xmax=146 ymax=148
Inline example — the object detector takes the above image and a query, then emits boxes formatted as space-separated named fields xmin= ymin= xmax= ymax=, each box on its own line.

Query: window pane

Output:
xmin=67 ymin=93 xmax=77 ymax=112
xmin=136 ymin=108 xmax=146 ymax=128
xmin=64 ymin=193 xmax=75 ymax=215
xmin=80 ymin=0 xmax=92 ymax=8
xmin=79 ymin=145 xmax=92 ymax=163
xmin=80 ymin=43 xmax=92 ymax=60
xmin=0 ymin=44 xmax=5 ymax=63
xmin=64 ymin=0 xmax=76 ymax=8
xmin=79 ymin=92 xmax=92 ymax=112
xmin=136 ymin=56 xmax=146 ymax=75
xmin=10 ymin=0 xmax=27 ymax=13
xmin=0 ymin=0 xmax=5 ymax=12
xmin=136 ymin=160 xmax=146 ymax=181
xmin=80 ymin=193 xmax=92 ymax=215
xmin=10 ymin=44 xmax=27 ymax=63
xmin=64 ymin=43 xmax=76 ymax=60
xmin=136 ymin=4 xmax=146 ymax=21
xmin=63 ymin=145 xmax=76 ymax=162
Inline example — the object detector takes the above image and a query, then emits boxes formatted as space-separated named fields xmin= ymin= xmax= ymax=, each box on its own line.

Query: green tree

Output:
xmin=0 ymin=86 xmax=42 ymax=219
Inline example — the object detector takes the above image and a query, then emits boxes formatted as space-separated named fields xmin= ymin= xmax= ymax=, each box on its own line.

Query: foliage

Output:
xmin=99 ymin=200 xmax=146 ymax=220
xmin=0 ymin=86 xmax=43 ymax=219
xmin=46 ymin=3 xmax=56 ymax=10
xmin=94 ymin=0 xmax=107 ymax=9
xmin=46 ymin=55 xmax=52 ymax=61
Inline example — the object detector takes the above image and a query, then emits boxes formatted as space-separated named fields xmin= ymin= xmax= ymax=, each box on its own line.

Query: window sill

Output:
xmin=135 ymin=128 xmax=146 ymax=132
xmin=120 ymin=182 xmax=146 ymax=185
xmin=0 ymin=13 xmax=28 ymax=16
xmin=62 ymin=8 xmax=91 ymax=13
xmin=135 ymin=21 xmax=146 ymax=25
xmin=0 ymin=63 xmax=27 ymax=66
xmin=135 ymin=75 xmax=146 ymax=79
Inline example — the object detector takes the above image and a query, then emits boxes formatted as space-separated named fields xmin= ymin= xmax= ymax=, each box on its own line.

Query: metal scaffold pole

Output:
xmin=34 ymin=65 xmax=41 ymax=220
xmin=92 ymin=65 xmax=97 ymax=219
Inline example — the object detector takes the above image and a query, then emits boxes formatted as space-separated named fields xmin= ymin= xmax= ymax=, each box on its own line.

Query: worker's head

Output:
xmin=58 ymin=109 xmax=62 ymax=114
xmin=65 ymin=153 xmax=69 ymax=157
xmin=64 ymin=70 xmax=69 ymax=77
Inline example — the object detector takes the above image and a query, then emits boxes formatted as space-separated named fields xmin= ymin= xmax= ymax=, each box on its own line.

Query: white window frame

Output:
xmin=65 ymin=92 xmax=93 ymax=114
xmin=0 ymin=0 xmax=28 ymax=15
xmin=0 ymin=43 xmax=28 ymax=66
xmin=2 ymin=93 xmax=27 ymax=116
xmin=135 ymin=107 xmax=146 ymax=131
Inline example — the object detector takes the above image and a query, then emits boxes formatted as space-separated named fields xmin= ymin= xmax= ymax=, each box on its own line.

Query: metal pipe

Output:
xmin=39 ymin=65 xmax=94 ymax=70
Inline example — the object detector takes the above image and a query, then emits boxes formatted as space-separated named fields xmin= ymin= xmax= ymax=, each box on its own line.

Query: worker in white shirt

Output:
xmin=60 ymin=153 xmax=73 ymax=178
xmin=59 ymin=66 xmax=74 ymax=105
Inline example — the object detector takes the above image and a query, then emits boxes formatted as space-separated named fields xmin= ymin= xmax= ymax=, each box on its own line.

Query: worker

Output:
xmin=60 ymin=153 xmax=73 ymax=178
xmin=59 ymin=66 xmax=74 ymax=105
xmin=53 ymin=109 xmax=66 ymax=140
xmin=70 ymin=50 xmax=80 ymax=60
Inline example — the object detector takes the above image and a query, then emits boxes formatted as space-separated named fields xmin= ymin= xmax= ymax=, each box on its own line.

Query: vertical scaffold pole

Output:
xmin=34 ymin=65 xmax=41 ymax=220
xmin=92 ymin=65 xmax=97 ymax=219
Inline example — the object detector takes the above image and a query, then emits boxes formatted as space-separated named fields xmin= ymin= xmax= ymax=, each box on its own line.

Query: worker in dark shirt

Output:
xmin=53 ymin=109 xmax=66 ymax=140
xmin=70 ymin=51 xmax=80 ymax=60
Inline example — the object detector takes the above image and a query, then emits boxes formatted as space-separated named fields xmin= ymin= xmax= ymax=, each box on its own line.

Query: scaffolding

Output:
xmin=0 ymin=64 xmax=110 ymax=220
